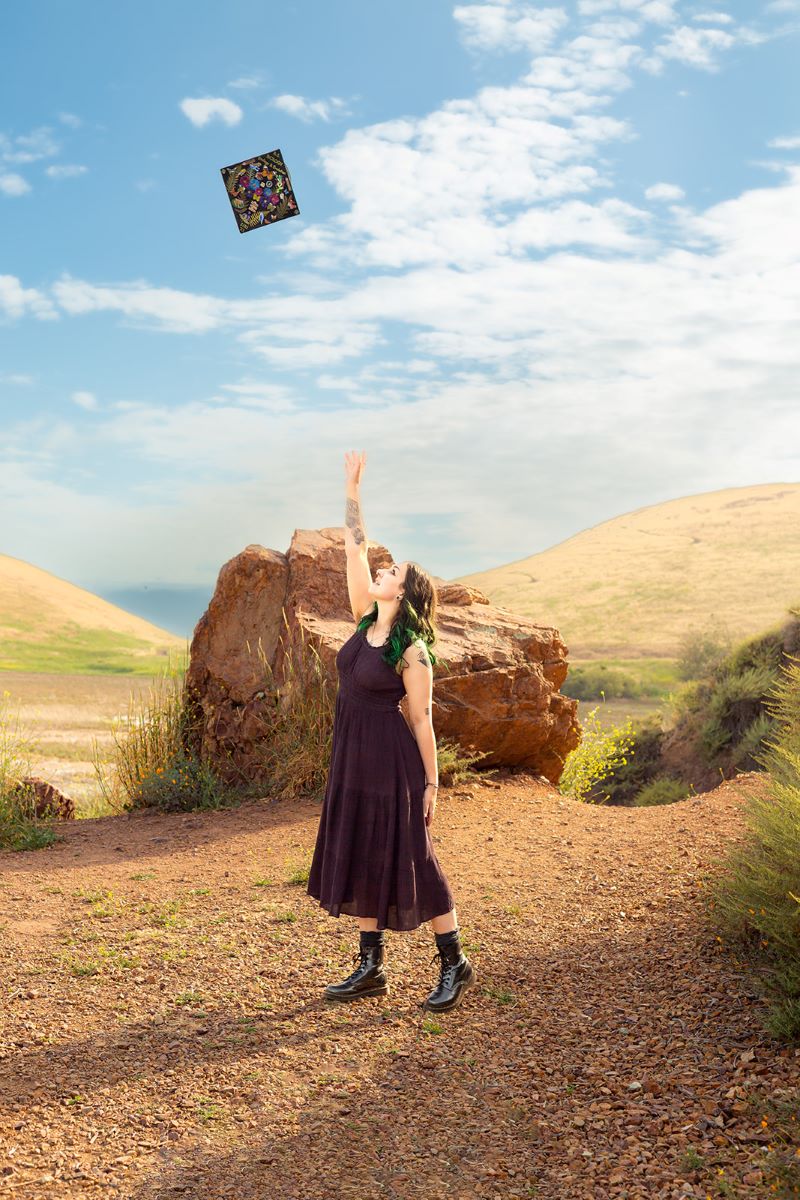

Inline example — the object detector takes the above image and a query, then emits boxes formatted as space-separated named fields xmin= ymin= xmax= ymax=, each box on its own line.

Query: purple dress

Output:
xmin=306 ymin=624 xmax=455 ymax=932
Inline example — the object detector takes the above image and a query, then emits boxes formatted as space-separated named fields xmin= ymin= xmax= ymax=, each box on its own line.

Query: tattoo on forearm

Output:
xmin=345 ymin=498 xmax=365 ymax=546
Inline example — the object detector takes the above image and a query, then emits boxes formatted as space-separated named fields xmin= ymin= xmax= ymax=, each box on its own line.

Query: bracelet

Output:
xmin=425 ymin=780 xmax=439 ymax=790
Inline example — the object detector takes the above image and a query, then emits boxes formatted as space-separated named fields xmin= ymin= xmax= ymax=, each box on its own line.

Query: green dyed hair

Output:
xmin=356 ymin=561 xmax=449 ymax=676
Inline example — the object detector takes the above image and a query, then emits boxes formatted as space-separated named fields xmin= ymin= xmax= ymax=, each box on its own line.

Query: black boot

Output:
xmin=324 ymin=930 xmax=388 ymax=1003
xmin=422 ymin=928 xmax=475 ymax=1013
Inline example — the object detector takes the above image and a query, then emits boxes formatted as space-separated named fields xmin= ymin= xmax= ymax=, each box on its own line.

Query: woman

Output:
xmin=306 ymin=450 xmax=475 ymax=1013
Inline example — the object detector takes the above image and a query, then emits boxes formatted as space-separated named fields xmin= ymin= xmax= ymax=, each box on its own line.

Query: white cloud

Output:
xmin=52 ymin=275 xmax=226 ymax=334
xmin=0 ymin=373 xmax=34 ymax=385
xmin=641 ymin=22 xmax=767 ymax=73
xmin=71 ymin=391 xmax=98 ymax=411
xmin=57 ymin=112 xmax=83 ymax=128
xmin=645 ymin=181 xmax=685 ymax=200
xmin=269 ymin=94 xmax=351 ymax=122
xmin=768 ymin=134 xmax=800 ymax=149
xmin=453 ymin=3 xmax=569 ymax=53
xmin=179 ymin=97 xmax=243 ymax=127
xmin=0 ymin=172 xmax=30 ymax=196
xmin=577 ymin=0 xmax=677 ymax=23
xmin=0 ymin=275 xmax=57 ymax=320
xmin=227 ymin=75 xmax=265 ymax=90
xmin=691 ymin=11 xmax=734 ymax=23
xmin=45 ymin=163 xmax=88 ymax=179
xmin=0 ymin=125 xmax=59 ymax=164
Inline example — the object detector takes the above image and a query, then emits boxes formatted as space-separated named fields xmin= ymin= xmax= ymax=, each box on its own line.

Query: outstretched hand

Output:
xmin=344 ymin=450 xmax=366 ymax=486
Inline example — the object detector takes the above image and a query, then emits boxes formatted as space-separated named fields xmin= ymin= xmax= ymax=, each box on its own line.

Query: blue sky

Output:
xmin=1 ymin=0 xmax=799 ymax=626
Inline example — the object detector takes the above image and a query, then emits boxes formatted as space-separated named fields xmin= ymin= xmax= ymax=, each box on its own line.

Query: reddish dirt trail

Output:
xmin=1 ymin=770 xmax=797 ymax=1200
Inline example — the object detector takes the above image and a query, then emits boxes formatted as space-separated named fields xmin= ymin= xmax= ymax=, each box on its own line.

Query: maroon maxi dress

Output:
xmin=306 ymin=624 xmax=455 ymax=932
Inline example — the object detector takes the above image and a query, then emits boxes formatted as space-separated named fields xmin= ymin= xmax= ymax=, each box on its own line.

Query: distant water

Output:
xmin=98 ymin=586 xmax=214 ymax=640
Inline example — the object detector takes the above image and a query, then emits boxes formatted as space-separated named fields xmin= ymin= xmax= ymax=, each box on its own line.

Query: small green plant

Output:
xmin=132 ymin=748 xmax=234 ymax=814
xmin=633 ymin=775 xmax=691 ymax=806
xmin=421 ymin=1015 xmax=443 ymax=1035
xmin=0 ymin=691 xmax=57 ymax=851
xmin=558 ymin=706 xmax=636 ymax=804
xmin=680 ymin=1145 xmax=706 ymax=1171
xmin=287 ymin=863 xmax=310 ymax=885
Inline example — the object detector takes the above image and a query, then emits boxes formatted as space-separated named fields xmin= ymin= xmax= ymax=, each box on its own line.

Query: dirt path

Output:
xmin=1 ymin=771 xmax=797 ymax=1199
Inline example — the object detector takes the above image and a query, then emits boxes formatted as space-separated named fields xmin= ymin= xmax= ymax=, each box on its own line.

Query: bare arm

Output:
xmin=344 ymin=451 xmax=368 ymax=558
xmin=344 ymin=451 xmax=373 ymax=620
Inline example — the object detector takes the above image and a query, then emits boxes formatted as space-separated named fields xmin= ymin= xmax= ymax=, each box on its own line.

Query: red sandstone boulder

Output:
xmin=186 ymin=530 xmax=581 ymax=789
xmin=12 ymin=777 xmax=75 ymax=820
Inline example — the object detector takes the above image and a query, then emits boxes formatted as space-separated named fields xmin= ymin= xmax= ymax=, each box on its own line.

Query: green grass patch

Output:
xmin=0 ymin=626 xmax=185 ymax=675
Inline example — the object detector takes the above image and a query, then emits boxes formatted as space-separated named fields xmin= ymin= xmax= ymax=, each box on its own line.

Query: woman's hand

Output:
xmin=424 ymin=784 xmax=437 ymax=827
xmin=344 ymin=450 xmax=366 ymax=487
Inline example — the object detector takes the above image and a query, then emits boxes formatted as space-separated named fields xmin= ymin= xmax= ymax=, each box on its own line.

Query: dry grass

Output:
xmin=0 ymin=672 xmax=160 ymax=816
xmin=456 ymin=482 xmax=800 ymax=658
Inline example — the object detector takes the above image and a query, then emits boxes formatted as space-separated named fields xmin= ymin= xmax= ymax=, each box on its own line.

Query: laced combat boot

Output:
xmin=324 ymin=930 xmax=388 ymax=1003
xmin=422 ymin=927 xmax=475 ymax=1013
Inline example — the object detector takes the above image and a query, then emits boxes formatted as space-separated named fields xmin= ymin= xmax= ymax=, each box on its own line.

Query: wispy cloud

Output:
xmin=45 ymin=163 xmax=88 ymax=179
xmin=645 ymin=181 xmax=685 ymax=200
xmin=691 ymin=11 xmax=734 ymax=23
xmin=641 ymin=22 xmax=766 ymax=73
xmin=0 ymin=125 xmax=60 ymax=164
xmin=71 ymin=390 xmax=98 ymax=411
xmin=57 ymin=111 xmax=83 ymax=128
xmin=227 ymin=74 xmax=266 ymax=90
xmin=0 ymin=372 xmax=34 ymax=385
xmin=768 ymin=134 xmax=800 ymax=149
xmin=178 ymin=97 xmax=243 ymax=127
xmin=269 ymin=94 xmax=351 ymax=122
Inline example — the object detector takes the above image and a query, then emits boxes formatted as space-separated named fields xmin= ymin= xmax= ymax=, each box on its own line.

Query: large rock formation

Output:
xmin=185 ymin=530 xmax=581 ymax=789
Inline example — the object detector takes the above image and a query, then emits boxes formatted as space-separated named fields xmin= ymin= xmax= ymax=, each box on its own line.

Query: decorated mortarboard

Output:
xmin=220 ymin=147 xmax=300 ymax=234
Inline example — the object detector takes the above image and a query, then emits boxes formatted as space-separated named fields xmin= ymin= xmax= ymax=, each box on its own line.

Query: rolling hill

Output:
xmin=0 ymin=554 xmax=184 ymax=674
xmin=454 ymin=482 xmax=800 ymax=660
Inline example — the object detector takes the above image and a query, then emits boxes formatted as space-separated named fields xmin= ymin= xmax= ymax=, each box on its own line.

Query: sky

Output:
xmin=1 ymin=0 xmax=799 ymax=633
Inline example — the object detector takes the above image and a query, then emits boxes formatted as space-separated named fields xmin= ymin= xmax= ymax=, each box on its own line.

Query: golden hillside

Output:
xmin=0 ymin=554 xmax=183 ymax=673
xmin=454 ymin=482 xmax=800 ymax=659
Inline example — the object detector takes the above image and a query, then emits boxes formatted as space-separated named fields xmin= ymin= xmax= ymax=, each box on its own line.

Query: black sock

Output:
xmin=360 ymin=929 xmax=384 ymax=946
xmin=435 ymin=927 xmax=460 ymax=949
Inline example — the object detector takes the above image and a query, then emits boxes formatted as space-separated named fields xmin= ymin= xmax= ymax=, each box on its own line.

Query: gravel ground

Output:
xmin=1 ymin=769 xmax=797 ymax=1200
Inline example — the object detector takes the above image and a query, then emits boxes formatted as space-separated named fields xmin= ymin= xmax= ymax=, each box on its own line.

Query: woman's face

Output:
xmin=370 ymin=561 xmax=407 ymax=598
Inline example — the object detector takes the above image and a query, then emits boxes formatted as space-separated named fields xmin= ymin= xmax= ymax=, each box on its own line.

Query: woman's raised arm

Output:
xmin=344 ymin=451 xmax=368 ymax=557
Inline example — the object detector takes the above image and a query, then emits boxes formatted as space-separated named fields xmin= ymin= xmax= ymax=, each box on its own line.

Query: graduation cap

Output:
xmin=220 ymin=148 xmax=300 ymax=234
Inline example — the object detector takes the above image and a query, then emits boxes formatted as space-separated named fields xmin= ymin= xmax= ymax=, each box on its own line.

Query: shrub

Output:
xmin=0 ymin=690 xmax=57 ymax=851
xmin=676 ymin=620 xmax=732 ymax=681
xmin=131 ymin=748 xmax=234 ymax=814
xmin=591 ymin=716 xmax=665 ymax=806
xmin=94 ymin=665 xmax=231 ymax=814
xmin=697 ymin=663 xmax=777 ymax=762
xmin=707 ymin=653 xmax=800 ymax=1042
xmin=664 ymin=617 xmax=799 ymax=787
xmin=558 ymin=706 xmax=636 ymax=804
xmin=562 ymin=664 xmax=643 ymax=701
xmin=633 ymin=775 xmax=691 ymax=807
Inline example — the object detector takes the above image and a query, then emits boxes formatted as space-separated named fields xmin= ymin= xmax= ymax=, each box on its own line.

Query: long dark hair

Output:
xmin=356 ymin=561 xmax=448 ymax=675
